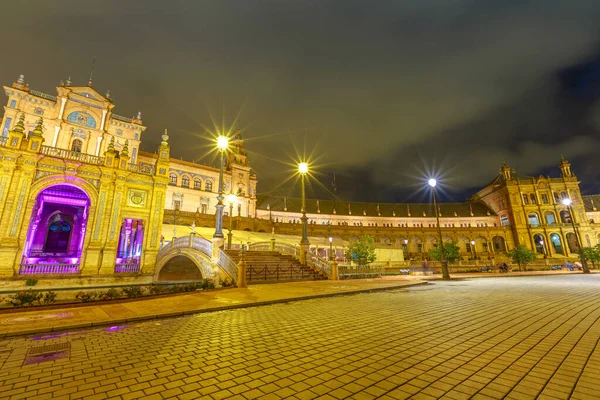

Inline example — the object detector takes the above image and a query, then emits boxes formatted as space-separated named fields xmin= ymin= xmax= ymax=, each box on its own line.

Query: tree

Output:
xmin=345 ymin=236 xmax=377 ymax=269
xmin=580 ymin=245 xmax=600 ymax=269
xmin=428 ymin=242 xmax=461 ymax=264
xmin=509 ymin=245 xmax=536 ymax=271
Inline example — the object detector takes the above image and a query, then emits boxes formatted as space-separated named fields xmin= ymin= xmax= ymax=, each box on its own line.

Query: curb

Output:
xmin=0 ymin=281 xmax=428 ymax=338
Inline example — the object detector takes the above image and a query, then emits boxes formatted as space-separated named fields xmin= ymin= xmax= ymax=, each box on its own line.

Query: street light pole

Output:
xmin=226 ymin=193 xmax=237 ymax=250
xmin=329 ymin=236 xmax=333 ymax=261
xmin=429 ymin=179 xmax=450 ymax=280
xmin=213 ymin=135 xmax=229 ymax=240
xmin=471 ymin=240 xmax=477 ymax=260
xmin=562 ymin=198 xmax=590 ymax=274
xmin=299 ymin=162 xmax=310 ymax=264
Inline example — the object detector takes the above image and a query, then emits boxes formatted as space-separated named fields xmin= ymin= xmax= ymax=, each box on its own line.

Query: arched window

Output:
xmin=194 ymin=178 xmax=202 ymax=189
xmin=553 ymin=192 xmax=561 ymax=203
xmin=522 ymin=194 xmax=529 ymax=205
xmin=528 ymin=212 xmax=540 ymax=227
xmin=530 ymin=194 xmax=537 ymax=204
xmin=182 ymin=176 xmax=190 ymax=188
xmin=560 ymin=210 xmax=572 ymax=224
xmin=533 ymin=234 xmax=546 ymax=255
xmin=545 ymin=212 xmax=556 ymax=225
xmin=566 ymin=232 xmax=579 ymax=253
xmin=205 ymin=180 xmax=213 ymax=192
xmin=71 ymin=139 xmax=83 ymax=153
xmin=44 ymin=220 xmax=72 ymax=253
xmin=561 ymin=192 xmax=568 ymax=200
xmin=550 ymin=233 xmax=563 ymax=254
xmin=169 ymin=173 xmax=177 ymax=185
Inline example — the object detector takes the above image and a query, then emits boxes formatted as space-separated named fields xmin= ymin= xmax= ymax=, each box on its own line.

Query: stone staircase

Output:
xmin=224 ymin=250 xmax=326 ymax=283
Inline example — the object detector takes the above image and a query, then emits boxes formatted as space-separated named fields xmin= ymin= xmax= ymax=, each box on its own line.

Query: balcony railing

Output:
xmin=112 ymin=114 xmax=133 ymax=123
xmin=29 ymin=90 xmax=57 ymax=102
xmin=40 ymin=146 xmax=105 ymax=165
xmin=127 ymin=163 xmax=155 ymax=175
xmin=114 ymin=263 xmax=141 ymax=273
xmin=19 ymin=264 xmax=80 ymax=275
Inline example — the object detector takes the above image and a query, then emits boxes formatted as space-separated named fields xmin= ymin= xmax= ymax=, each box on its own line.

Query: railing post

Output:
xmin=237 ymin=250 xmax=247 ymax=288
xmin=330 ymin=260 xmax=339 ymax=280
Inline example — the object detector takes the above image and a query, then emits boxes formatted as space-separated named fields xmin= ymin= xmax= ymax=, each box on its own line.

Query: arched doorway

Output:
xmin=158 ymin=255 xmax=203 ymax=281
xmin=533 ymin=234 xmax=546 ymax=255
xmin=566 ymin=233 xmax=579 ymax=253
xmin=492 ymin=236 xmax=506 ymax=252
xmin=21 ymin=185 xmax=90 ymax=274
xmin=550 ymin=233 xmax=563 ymax=254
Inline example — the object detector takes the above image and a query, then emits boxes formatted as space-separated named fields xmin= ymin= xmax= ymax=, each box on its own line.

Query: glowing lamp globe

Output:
xmin=428 ymin=178 xmax=437 ymax=188
xmin=471 ymin=240 xmax=475 ymax=245
xmin=329 ymin=236 xmax=333 ymax=243
xmin=217 ymin=135 xmax=229 ymax=150
xmin=226 ymin=194 xmax=237 ymax=203
xmin=562 ymin=198 xmax=572 ymax=206
xmin=298 ymin=162 xmax=309 ymax=174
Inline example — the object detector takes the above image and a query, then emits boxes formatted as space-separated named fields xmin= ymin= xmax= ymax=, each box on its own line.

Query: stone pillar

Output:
xmin=300 ymin=242 xmax=310 ymax=265
xmin=330 ymin=260 xmax=339 ymax=280
xmin=237 ymin=255 xmax=247 ymax=288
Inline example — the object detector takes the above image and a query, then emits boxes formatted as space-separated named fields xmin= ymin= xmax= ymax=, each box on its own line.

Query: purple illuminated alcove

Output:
xmin=115 ymin=218 xmax=144 ymax=273
xmin=20 ymin=185 xmax=90 ymax=275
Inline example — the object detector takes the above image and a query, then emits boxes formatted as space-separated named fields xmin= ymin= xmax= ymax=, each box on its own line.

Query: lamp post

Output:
xmin=226 ymin=193 xmax=237 ymax=250
xmin=471 ymin=240 xmax=477 ymax=260
xmin=404 ymin=239 xmax=408 ymax=254
xmin=429 ymin=179 xmax=450 ymax=279
xmin=299 ymin=162 xmax=310 ymax=264
xmin=562 ymin=198 xmax=590 ymax=273
xmin=539 ymin=238 xmax=547 ymax=259
xmin=329 ymin=236 xmax=333 ymax=261
xmin=213 ymin=135 xmax=229 ymax=241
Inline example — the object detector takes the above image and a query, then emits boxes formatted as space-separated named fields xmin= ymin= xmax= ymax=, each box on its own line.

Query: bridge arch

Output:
xmin=155 ymin=236 xmax=238 ymax=282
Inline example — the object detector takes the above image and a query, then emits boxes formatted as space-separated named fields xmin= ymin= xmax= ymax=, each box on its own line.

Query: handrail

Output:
xmin=307 ymin=253 xmax=331 ymax=278
xmin=218 ymin=249 xmax=238 ymax=280
xmin=40 ymin=146 xmax=105 ymax=165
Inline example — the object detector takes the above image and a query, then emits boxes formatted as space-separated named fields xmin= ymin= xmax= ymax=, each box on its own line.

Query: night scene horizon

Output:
xmin=1 ymin=1 xmax=600 ymax=203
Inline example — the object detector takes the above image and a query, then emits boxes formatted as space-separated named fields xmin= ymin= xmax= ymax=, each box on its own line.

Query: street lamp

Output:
xmin=298 ymin=162 xmax=310 ymax=264
xmin=404 ymin=239 xmax=408 ymax=254
xmin=428 ymin=178 xmax=450 ymax=279
xmin=329 ymin=236 xmax=333 ymax=261
xmin=562 ymin=198 xmax=590 ymax=273
xmin=213 ymin=135 xmax=229 ymax=241
xmin=226 ymin=193 xmax=237 ymax=249
xmin=471 ymin=240 xmax=477 ymax=260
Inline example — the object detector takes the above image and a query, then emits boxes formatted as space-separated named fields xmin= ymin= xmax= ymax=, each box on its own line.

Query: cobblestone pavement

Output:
xmin=1 ymin=275 xmax=600 ymax=400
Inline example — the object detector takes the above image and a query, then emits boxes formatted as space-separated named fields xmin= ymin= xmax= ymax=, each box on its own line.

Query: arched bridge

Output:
xmin=155 ymin=236 xmax=238 ymax=282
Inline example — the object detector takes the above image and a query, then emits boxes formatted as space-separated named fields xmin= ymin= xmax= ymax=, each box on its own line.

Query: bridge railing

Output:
xmin=218 ymin=249 xmax=238 ymax=280
xmin=307 ymin=253 xmax=331 ymax=278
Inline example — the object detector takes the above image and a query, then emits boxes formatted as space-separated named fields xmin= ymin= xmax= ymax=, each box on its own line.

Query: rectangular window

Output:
xmin=483 ymin=243 xmax=488 ymax=251
xmin=131 ymin=148 xmax=137 ymax=164
xmin=2 ymin=117 xmax=12 ymax=137
xmin=522 ymin=194 xmax=529 ymax=205
xmin=201 ymin=204 xmax=207 ymax=214
xmin=466 ymin=243 xmax=471 ymax=252
xmin=173 ymin=200 xmax=181 ymax=210
xmin=541 ymin=194 xmax=548 ymax=204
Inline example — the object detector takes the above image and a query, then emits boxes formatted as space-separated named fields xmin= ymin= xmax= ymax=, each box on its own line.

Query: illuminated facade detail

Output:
xmin=0 ymin=75 xmax=168 ymax=278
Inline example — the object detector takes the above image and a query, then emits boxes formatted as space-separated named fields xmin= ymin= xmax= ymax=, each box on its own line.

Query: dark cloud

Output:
xmin=1 ymin=0 xmax=599 ymax=201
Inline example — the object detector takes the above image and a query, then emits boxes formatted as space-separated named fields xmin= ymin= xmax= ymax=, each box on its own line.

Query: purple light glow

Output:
xmin=104 ymin=325 xmax=128 ymax=332
xmin=20 ymin=184 xmax=90 ymax=274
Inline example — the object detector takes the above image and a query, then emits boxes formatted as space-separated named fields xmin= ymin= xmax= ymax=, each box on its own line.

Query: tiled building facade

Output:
xmin=0 ymin=74 xmax=599 ymax=279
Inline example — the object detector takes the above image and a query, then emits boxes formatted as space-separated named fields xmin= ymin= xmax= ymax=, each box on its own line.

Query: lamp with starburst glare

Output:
xmin=428 ymin=178 xmax=450 ymax=279
xmin=298 ymin=162 xmax=310 ymax=264
xmin=213 ymin=135 xmax=229 ymax=241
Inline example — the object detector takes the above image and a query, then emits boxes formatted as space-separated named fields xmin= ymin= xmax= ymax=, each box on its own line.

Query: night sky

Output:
xmin=2 ymin=1 xmax=600 ymax=202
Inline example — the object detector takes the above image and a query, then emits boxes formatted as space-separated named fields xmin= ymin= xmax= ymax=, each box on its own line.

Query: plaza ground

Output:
xmin=1 ymin=274 xmax=600 ymax=399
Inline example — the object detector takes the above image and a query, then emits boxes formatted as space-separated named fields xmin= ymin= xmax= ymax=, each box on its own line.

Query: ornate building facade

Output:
xmin=1 ymin=74 xmax=599 ymax=280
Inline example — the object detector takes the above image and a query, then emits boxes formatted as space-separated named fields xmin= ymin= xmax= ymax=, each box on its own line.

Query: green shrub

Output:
xmin=221 ymin=277 xmax=234 ymax=287
xmin=41 ymin=291 xmax=57 ymax=305
xmin=105 ymin=288 xmax=121 ymax=300
xmin=8 ymin=290 xmax=42 ymax=307
xmin=148 ymin=284 xmax=164 ymax=295
xmin=75 ymin=291 xmax=96 ymax=302
xmin=206 ymin=280 xmax=215 ymax=290
xmin=122 ymin=286 xmax=144 ymax=298
xmin=25 ymin=278 xmax=38 ymax=286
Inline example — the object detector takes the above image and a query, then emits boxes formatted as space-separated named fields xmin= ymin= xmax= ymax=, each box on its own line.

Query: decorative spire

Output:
xmin=105 ymin=90 xmax=111 ymax=100
xmin=107 ymin=136 xmax=115 ymax=152
xmin=65 ymin=76 xmax=72 ymax=86
xmin=283 ymin=196 xmax=287 ymax=211
xmin=469 ymin=203 xmax=474 ymax=216
xmin=13 ymin=113 xmax=25 ymax=134
xmin=88 ymin=57 xmax=96 ymax=87
xmin=31 ymin=118 xmax=44 ymax=137
xmin=161 ymin=129 xmax=169 ymax=146
xmin=17 ymin=75 xmax=24 ymax=85
xmin=121 ymin=140 xmax=129 ymax=157
xmin=407 ymin=204 xmax=411 ymax=217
